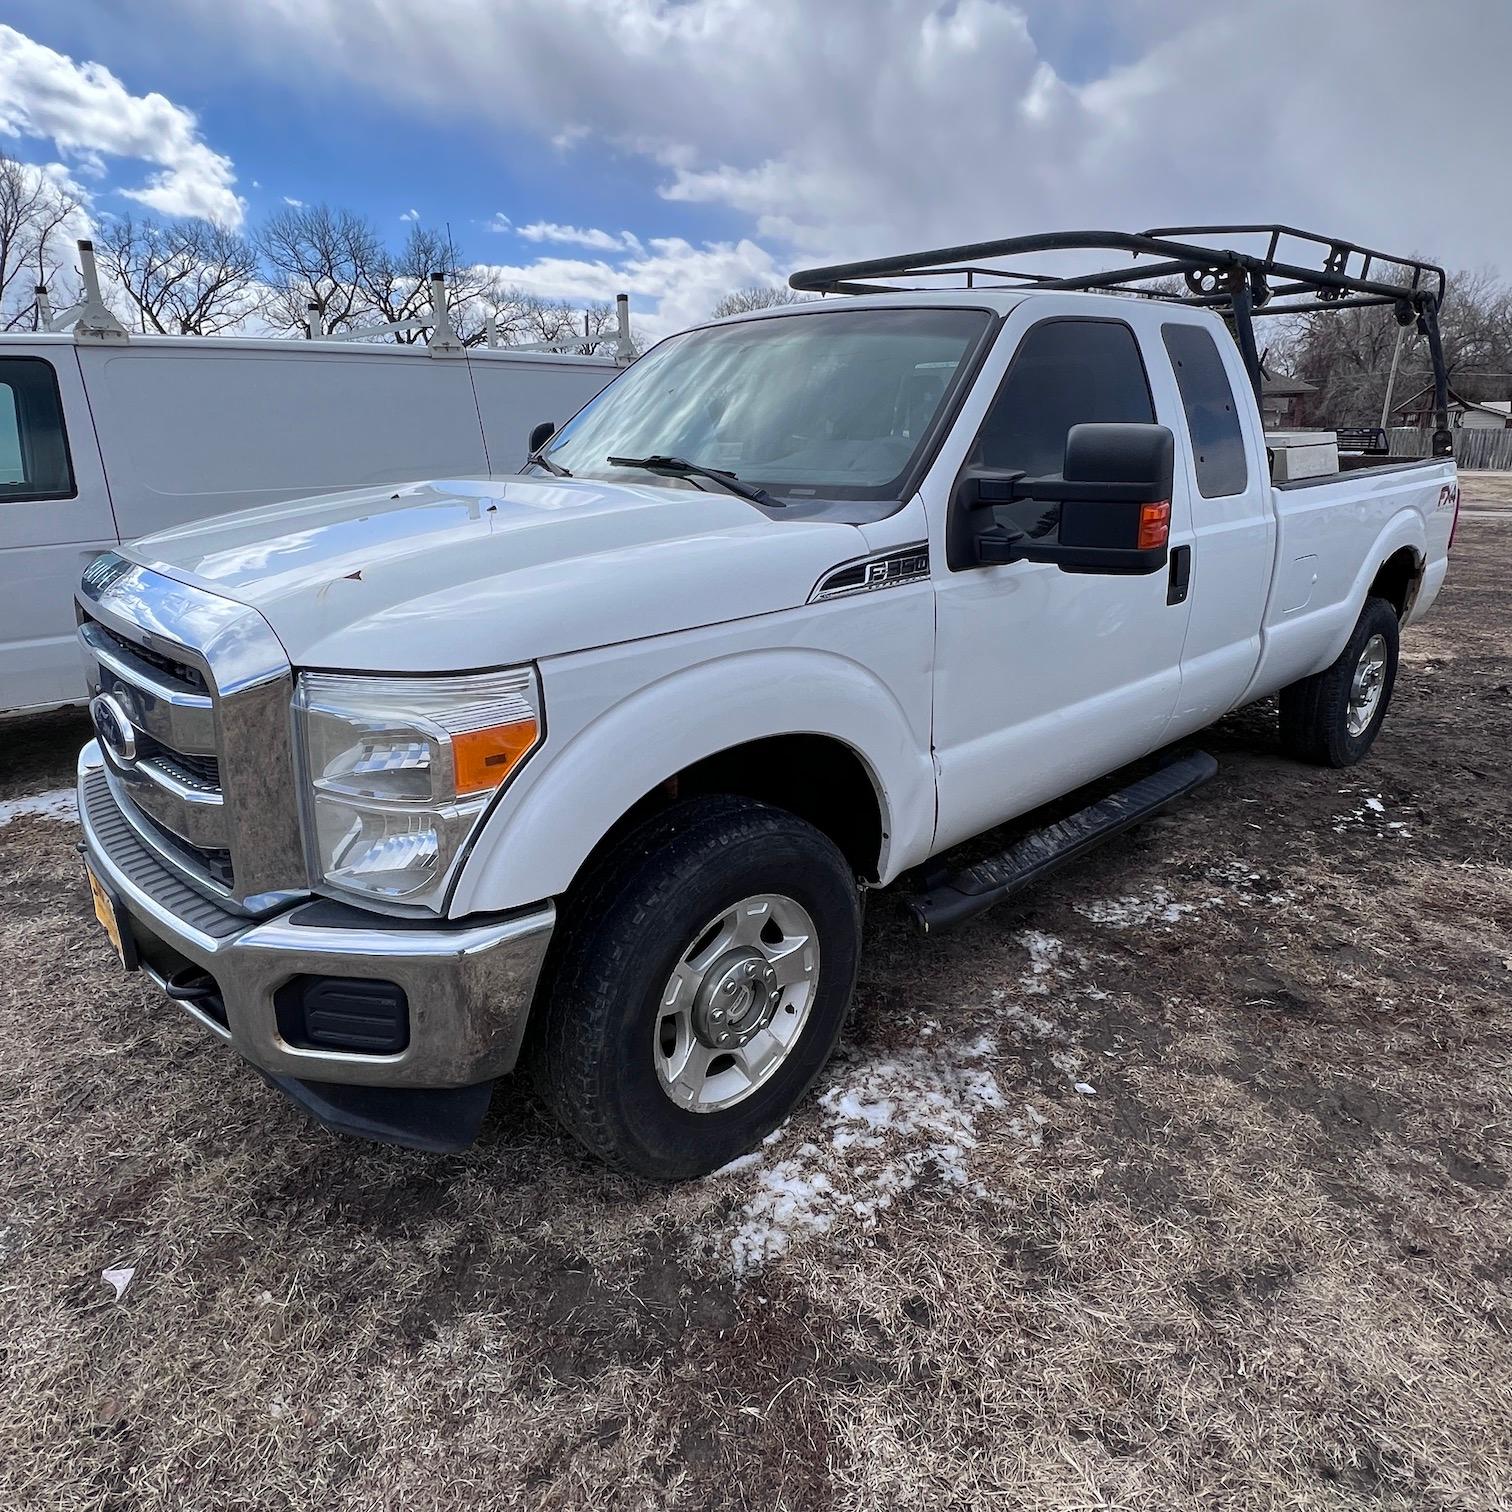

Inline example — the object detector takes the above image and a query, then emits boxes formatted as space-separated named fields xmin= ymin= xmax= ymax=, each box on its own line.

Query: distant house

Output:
xmin=1392 ymin=382 xmax=1512 ymax=429
xmin=1260 ymin=369 xmax=1317 ymax=428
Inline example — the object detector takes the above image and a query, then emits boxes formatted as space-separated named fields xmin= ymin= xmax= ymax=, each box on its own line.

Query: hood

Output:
xmin=125 ymin=474 xmax=865 ymax=669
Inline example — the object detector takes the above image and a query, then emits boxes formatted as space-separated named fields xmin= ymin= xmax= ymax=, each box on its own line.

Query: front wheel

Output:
xmin=530 ymin=796 xmax=861 ymax=1179
xmin=1279 ymin=595 xmax=1401 ymax=767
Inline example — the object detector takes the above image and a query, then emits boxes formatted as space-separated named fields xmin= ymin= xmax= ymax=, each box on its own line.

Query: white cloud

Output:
xmin=0 ymin=25 xmax=244 ymax=227
xmin=475 ymin=235 xmax=785 ymax=343
xmin=399 ymin=207 xmax=420 ymax=222
xmin=485 ymin=212 xmax=511 ymax=232
xmin=160 ymin=0 xmax=1512 ymax=282
xmin=517 ymin=221 xmax=643 ymax=254
xmin=282 ymin=195 xmax=304 ymax=207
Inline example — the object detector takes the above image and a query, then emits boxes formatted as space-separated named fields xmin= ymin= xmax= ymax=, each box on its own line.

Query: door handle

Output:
xmin=1167 ymin=545 xmax=1192 ymax=606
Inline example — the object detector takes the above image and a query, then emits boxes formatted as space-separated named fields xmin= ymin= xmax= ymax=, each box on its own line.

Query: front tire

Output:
xmin=1279 ymin=595 xmax=1400 ymax=767
xmin=530 ymin=796 xmax=861 ymax=1179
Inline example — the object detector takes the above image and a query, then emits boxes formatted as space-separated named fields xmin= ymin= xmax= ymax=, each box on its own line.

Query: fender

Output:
xmin=1242 ymin=504 xmax=1426 ymax=706
xmin=1310 ymin=506 xmax=1425 ymax=672
xmin=447 ymin=646 xmax=935 ymax=916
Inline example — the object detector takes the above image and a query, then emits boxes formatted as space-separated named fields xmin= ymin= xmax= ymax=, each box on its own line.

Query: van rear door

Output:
xmin=0 ymin=342 xmax=116 ymax=712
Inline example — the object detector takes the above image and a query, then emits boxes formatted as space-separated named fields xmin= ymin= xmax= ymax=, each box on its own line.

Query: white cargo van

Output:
xmin=0 ymin=329 xmax=621 ymax=714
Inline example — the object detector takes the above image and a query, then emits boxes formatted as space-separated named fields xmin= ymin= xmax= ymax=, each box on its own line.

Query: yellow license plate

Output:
xmin=87 ymin=864 xmax=127 ymax=968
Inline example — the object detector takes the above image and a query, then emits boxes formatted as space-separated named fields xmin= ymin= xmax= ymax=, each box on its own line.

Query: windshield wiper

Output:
xmin=608 ymin=453 xmax=781 ymax=506
xmin=528 ymin=451 xmax=572 ymax=477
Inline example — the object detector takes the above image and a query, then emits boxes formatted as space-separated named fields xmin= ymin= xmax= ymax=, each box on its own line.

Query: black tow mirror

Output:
xmin=528 ymin=420 xmax=556 ymax=454
xmin=965 ymin=422 xmax=1175 ymax=575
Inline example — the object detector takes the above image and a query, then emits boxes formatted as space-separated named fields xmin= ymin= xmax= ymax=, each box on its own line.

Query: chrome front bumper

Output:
xmin=78 ymin=743 xmax=555 ymax=1091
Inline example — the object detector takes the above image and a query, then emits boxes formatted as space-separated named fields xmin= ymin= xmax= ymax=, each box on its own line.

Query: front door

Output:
xmin=929 ymin=303 xmax=1195 ymax=853
xmin=0 ymin=346 xmax=117 ymax=711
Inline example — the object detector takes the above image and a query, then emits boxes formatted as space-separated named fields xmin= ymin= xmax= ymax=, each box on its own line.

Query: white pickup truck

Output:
xmin=74 ymin=227 xmax=1461 ymax=1177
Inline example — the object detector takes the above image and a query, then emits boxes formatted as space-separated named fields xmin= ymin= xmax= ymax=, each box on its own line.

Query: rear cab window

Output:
xmin=1160 ymin=323 xmax=1248 ymax=498
xmin=0 ymin=357 xmax=75 ymax=501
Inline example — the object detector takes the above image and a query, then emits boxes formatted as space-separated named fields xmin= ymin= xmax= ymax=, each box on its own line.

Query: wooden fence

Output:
xmin=1387 ymin=426 xmax=1512 ymax=470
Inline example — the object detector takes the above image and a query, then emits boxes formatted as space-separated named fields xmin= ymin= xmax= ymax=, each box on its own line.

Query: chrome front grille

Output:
xmin=80 ymin=610 xmax=234 ymax=879
xmin=94 ymin=621 xmax=208 ymax=693
xmin=76 ymin=554 xmax=310 ymax=911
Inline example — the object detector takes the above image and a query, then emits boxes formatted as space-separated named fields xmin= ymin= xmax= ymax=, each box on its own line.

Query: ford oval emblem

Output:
xmin=90 ymin=692 xmax=138 ymax=766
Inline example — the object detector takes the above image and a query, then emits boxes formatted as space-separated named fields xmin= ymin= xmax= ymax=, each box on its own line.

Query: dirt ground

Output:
xmin=1 ymin=478 xmax=1509 ymax=1511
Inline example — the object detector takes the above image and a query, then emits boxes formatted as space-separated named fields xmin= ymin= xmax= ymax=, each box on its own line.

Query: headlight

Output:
xmin=293 ymin=667 xmax=542 ymax=909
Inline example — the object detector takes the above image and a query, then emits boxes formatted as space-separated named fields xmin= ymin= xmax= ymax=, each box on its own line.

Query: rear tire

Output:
xmin=1278 ymin=595 xmax=1400 ymax=767
xmin=530 ymin=795 xmax=861 ymax=1180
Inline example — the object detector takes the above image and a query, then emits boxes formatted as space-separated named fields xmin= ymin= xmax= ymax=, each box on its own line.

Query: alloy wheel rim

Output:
xmin=653 ymin=892 xmax=820 ymax=1113
xmin=1347 ymin=633 xmax=1388 ymax=737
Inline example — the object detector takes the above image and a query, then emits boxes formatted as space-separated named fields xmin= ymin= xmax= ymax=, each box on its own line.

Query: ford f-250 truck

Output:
xmin=74 ymin=227 xmax=1460 ymax=1177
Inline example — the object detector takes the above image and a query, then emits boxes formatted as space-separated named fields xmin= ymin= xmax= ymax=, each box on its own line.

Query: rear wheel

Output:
xmin=1279 ymin=595 xmax=1400 ymax=767
xmin=531 ymin=796 xmax=861 ymax=1179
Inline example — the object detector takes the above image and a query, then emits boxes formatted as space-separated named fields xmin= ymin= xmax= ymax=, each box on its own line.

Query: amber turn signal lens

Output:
xmin=1137 ymin=500 xmax=1172 ymax=552
xmin=452 ymin=719 xmax=539 ymax=796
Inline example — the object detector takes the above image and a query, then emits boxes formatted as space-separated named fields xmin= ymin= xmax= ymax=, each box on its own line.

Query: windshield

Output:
xmin=541 ymin=306 xmax=992 ymax=503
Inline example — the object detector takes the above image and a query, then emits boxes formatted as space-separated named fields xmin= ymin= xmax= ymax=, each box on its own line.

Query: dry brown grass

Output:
xmin=1 ymin=482 xmax=1509 ymax=1510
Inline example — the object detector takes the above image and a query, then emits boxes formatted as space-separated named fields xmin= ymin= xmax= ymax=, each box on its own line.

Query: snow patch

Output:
xmin=722 ymin=1037 xmax=1011 ymax=1277
xmin=1333 ymin=791 xmax=1411 ymax=838
xmin=0 ymin=788 xmax=78 ymax=827
xmin=1074 ymin=888 xmax=1195 ymax=928
xmin=1015 ymin=928 xmax=1088 ymax=994
xmin=1076 ymin=860 xmax=1294 ymax=928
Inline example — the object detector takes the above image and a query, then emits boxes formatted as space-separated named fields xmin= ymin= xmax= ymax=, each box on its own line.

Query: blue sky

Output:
xmin=2 ymin=1 xmax=1510 ymax=339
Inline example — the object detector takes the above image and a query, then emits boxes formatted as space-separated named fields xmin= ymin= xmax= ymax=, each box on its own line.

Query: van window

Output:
xmin=1161 ymin=323 xmax=1248 ymax=498
xmin=970 ymin=319 xmax=1155 ymax=540
xmin=0 ymin=357 xmax=74 ymax=500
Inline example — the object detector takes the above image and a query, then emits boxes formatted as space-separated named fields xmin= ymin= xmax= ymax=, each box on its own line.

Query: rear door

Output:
xmin=929 ymin=302 xmax=1195 ymax=852
xmin=0 ymin=344 xmax=116 ymax=711
xmin=1155 ymin=317 xmax=1275 ymax=734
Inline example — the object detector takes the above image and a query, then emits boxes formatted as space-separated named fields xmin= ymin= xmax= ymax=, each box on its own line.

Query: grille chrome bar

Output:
xmin=79 ymin=621 xmax=216 ymax=755
xmin=104 ymin=746 xmax=229 ymax=849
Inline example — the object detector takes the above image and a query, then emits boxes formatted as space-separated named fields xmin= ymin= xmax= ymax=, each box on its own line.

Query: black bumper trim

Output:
xmin=259 ymin=1071 xmax=496 ymax=1153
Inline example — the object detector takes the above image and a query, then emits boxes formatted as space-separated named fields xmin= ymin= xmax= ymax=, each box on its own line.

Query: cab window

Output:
xmin=969 ymin=319 xmax=1155 ymax=541
xmin=0 ymin=357 xmax=74 ymax=501
xmin=1161 ymin=323 xmax=1248 ymax=498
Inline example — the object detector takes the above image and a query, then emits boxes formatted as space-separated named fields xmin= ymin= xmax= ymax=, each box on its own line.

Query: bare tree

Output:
xmin=710 ymin=285 xmax=812 ymax=319
xmin=1273 ymin=264 xmax=1512 ymax=425
xmin=457 ymin=280 xmax=621 ymax=353
xmin=0 ymin=153 xmax=82 ymax=331
xmin=352 ymin=223 xmax=490 ymax=344
xmin=94 ymin=215 xmax=265 ymax=335
xmin=256 ymin=204 xmax=384 ymax=334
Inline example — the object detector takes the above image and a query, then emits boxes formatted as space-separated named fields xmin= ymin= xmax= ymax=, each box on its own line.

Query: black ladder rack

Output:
xmin=789 ymin=225 xmax=1450 ymax=447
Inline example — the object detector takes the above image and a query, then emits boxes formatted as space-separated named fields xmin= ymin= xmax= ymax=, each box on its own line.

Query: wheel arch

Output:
xmin=448 ymin=648 xmax=934 ymax=916
xmin=1369 ymin=543 xmax=1427 ymax=620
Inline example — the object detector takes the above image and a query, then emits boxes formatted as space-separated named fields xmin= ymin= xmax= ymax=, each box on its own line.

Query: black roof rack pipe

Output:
xmin=1144 ymin=223 xmax=1446 ymax=305
xmin=790 ymin=227 xmax=1446 ymax=309
xmin=789 ymin=230 xmax=1236 ymax=293
xmin=1420 ymin=304 xmax=1452 ymax=452
xmin=1228 ymin=278 xmax=1264 ymax=409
